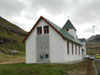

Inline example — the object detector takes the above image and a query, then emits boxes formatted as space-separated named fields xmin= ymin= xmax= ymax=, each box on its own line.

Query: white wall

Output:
xmin=49 ymin=26 xmax=67 ymax=63
xmin=49 ymin=25 xmax=82 ymax=63
xmin=26 ymin=20 xmax=48 ymax=63
xmin=64 ymin=42 xmax=82 ymax=62
xmin=26 ymin=27 xmax=37 ymax=63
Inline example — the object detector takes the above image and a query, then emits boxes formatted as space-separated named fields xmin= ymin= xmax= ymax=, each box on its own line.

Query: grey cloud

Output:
xmin=0 ymin=0 xmax=26 ymax=17
xmin=29 ymin=0 xmax=69 ymax=15
xmin=84 ymin=27 xmax=93 ymax=33
xmin=0 ymin=0 xmax=100 ymax=38
xmin=72 ymin=0 xmax=100 ymax=25
xmin=84 ymin=26 xmax=100 ymax=34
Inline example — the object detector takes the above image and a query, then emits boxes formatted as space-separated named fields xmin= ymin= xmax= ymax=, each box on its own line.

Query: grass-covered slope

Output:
xmin=0 ymin=16 xmax=27 ymax=53
xmin=0 ymin=60 xmax=96 ymax=75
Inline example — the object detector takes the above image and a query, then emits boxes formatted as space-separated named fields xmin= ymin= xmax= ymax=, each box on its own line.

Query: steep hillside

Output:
xmin=0 ymin=16 xmax=27 ymax=53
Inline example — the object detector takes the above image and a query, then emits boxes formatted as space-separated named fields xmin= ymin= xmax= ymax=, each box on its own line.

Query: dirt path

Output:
xmin=86 ymin=60 xmax=97 ymax=75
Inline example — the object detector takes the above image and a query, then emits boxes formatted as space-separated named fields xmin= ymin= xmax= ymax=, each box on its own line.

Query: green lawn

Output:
xmin=0 ymin=60 xmax=89 ymax=75
xmin=0 ymin=54 xmax=96 ymax=75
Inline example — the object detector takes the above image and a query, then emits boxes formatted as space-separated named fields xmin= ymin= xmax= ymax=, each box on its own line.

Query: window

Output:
xmin=40 ymin=55 xmax=44 ymax=59
xmin=66 ymin=29 xmax=69 ymax=31
xmin=79 ymin=46 xmax=80 ymax=55
xmin=45 ymin=54 xmax=49 ymax=58
xmin=67 ymin=41 xmax=69 ymax=54
xmin=72 ymin=43 xmax=73 ymax=55
xmin=75 ymin=45 xmax=77 ymax=55
xmin=44 ymin=26 xmax=49 ymax=34
xmin=37 ymin=27 xmax=42 ymax=35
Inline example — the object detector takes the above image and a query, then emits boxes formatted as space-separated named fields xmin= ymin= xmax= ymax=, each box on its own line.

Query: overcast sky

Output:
xmin=0 ymin=0 xmax=100 ymax=39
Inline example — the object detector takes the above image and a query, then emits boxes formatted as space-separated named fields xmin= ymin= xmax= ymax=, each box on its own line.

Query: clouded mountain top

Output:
xmin=0 ymin=16 xmax=27 ymax=53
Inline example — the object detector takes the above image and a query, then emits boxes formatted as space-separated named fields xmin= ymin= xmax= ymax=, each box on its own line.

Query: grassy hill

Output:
xmin=0 ymin=16 xmax=27 ymax=54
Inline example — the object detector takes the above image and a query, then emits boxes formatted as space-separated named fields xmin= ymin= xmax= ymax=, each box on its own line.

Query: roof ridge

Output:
xmin=43 ymin=17 xmax=61 ymax=29
xmin=23 ymin=16 xmax=82 ymax=45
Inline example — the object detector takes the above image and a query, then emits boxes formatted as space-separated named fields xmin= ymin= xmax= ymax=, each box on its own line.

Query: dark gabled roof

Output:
xmin=23 ymin=16 xmax=82 ymax=45
xmin=78 ymin=38 xmax=86 ymax=42
xmin=62 ymin=19 xmax=76 ymax=31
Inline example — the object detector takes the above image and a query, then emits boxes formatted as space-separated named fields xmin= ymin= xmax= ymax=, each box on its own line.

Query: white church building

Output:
xmin=23 ymin=16 xmax=86 ymax=63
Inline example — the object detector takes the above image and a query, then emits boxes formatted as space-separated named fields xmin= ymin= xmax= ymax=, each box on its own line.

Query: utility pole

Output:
xmin=93 ymin=26 xmax=95 ymax=59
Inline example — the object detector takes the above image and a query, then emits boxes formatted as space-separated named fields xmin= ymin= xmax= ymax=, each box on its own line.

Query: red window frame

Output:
xmin=75 ymin=45 xmax=77 ymax=55
xmin=72 ymin=43 xmax=73 ymax=55
xmin=44 ymin=26 xmax=49 ymax=34
xmin=37 ymin=27 xmax=42 ymax=35
xmin=67 ymin=41 xmax=69 ymax=54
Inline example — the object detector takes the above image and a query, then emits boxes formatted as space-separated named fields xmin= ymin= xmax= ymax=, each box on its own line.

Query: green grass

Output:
xmin=0 ymin=61 xmax=88 ymax=75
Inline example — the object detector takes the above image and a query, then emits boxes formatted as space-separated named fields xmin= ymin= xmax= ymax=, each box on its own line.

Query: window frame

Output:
xmin=72 ymin=43 xmax=73 ymax=55
xmin=37 ymin=27 xmax=42 ymax=35
xmin=75 ymin=44 xmax=77 ymax=55
xmin=66 ymin=29 xmax=69 ymax=31
xmin=44 ymin=26 xmax=49 ymax=34
xmin=79 ymin=46 xmax=80 ymax=55
xmin=45 ymin=54 xmax=49 ymax=59
xmin=67 ymin=41 xmax=69 ymax=55
xmin=40 ymin=55 xmax=44 ymax=59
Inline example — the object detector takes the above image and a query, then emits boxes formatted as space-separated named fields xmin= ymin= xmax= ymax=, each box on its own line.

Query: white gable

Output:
xmin=26 ymin=19 xmax=49 ymax=63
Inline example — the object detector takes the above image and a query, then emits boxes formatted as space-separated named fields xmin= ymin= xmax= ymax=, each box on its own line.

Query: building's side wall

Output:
xmin=26 ymin=20 xmax=49 ymax=63
xmin=49 ymin=26 xmax=67 ymax=63
xmin=64 ymin=41 xmax=82 ymax=62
